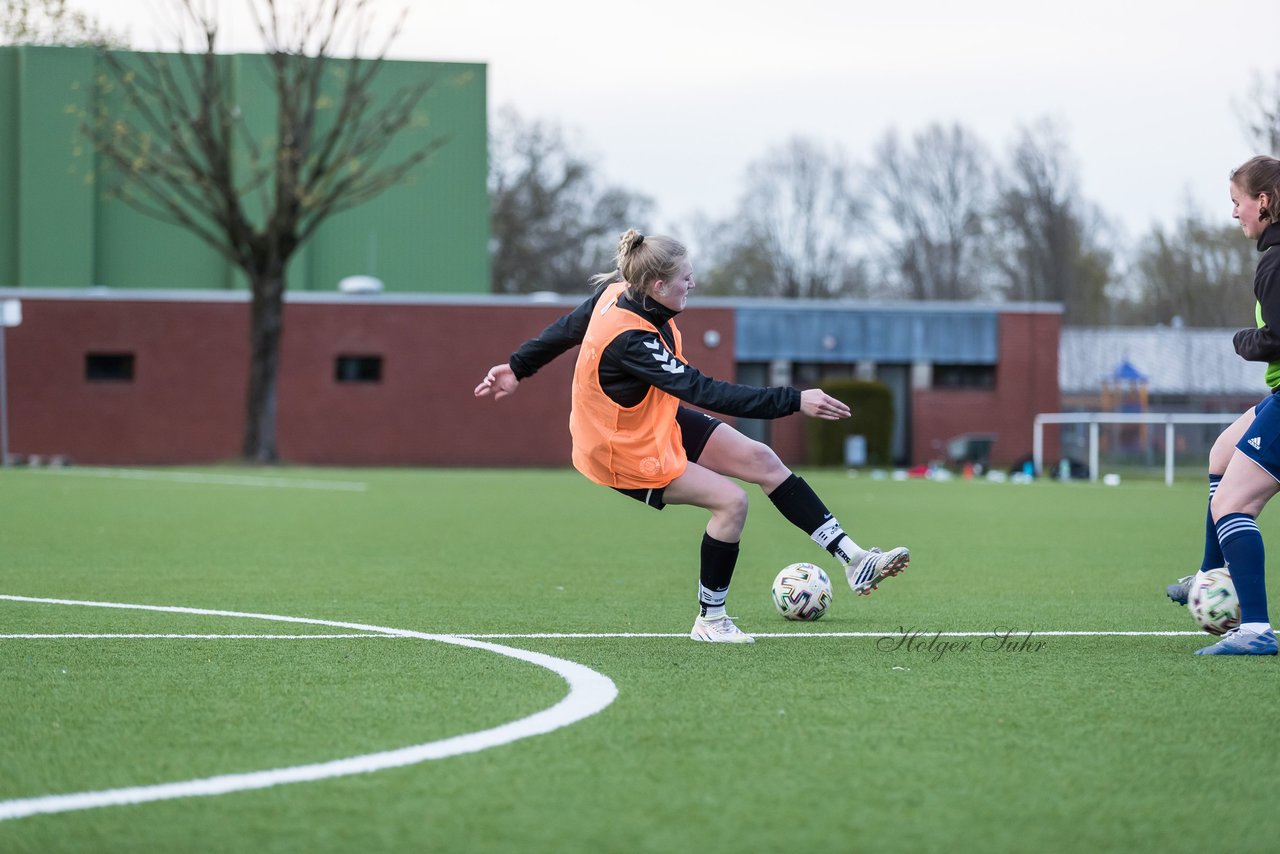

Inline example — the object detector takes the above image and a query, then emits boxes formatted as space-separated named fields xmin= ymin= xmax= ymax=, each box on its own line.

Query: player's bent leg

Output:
xmin=1209 ymin=408 xmax=1258 ymax=475
xmin=694 ymin=422 xmax=792 ymax=494
xmin=663 ymin=462 xmax=749 ymax=542
xmin=1211 ymin=450 xmax=1280 ymax=522
xmin=665 ymin=463 xmax=756 ymax=643
xmin=699 ymin=423 xmax=912 ymax=594
xmin=1168 ymin=406 xmax=1259 ymax=605
xmin=1199 ymin=451 xmax=1280 ymax=655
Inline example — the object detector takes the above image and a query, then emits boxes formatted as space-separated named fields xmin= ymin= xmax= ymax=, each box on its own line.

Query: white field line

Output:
xmin=0 ymin=633 xmax=398 ymax=640
xmin=1 ymin=630 xmax=1209 ymax=640
xmin=0 ymin=632 xmax=1208 ymax=637
xmin=454 ymin=630 xmax=1207 ymax=638
xmin=19 ymin=467 xmax=368 ymax=492
xmin=0 ymin=594 xmax=618 ymax=823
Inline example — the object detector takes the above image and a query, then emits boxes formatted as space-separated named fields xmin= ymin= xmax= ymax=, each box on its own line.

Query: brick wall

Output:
xmin=6 ymin=299 xmax=248 ymax=463
xmin=911 ymin=311 xmax=1062 ymax=468
xmin=2 ymin=295 xmax=738 ymax=466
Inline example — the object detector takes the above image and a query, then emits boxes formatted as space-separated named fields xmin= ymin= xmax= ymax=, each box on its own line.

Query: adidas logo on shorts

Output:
xmin=1248 ymin=436 xmax=1262 ymax=450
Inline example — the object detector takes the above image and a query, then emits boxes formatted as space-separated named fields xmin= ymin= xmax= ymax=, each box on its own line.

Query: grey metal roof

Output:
xmin=1060 ymin=327 xmax=1264 ymax=394
xmin=734 ymin=305 xmax=1001 ymax=363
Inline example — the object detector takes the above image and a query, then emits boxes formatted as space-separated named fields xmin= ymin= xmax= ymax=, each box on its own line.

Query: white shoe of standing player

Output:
xmin=690 ymin=614 xmax=755 ymax=644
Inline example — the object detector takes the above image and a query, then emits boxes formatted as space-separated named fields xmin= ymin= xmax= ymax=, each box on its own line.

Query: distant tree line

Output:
xmin=490 ymin=81 xmax=1280 ymax=328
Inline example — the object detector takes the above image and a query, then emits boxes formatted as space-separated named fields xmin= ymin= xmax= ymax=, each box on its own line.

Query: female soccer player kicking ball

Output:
xmin=475 ymin=229 xmax=909 ymax=643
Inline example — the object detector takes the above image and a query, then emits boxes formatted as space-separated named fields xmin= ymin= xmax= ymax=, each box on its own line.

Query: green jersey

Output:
xmin=1255 ymin=300 xmax=1280 ymax=389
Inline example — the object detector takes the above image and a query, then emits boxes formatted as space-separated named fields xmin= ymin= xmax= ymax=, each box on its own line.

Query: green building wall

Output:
xmin=0 ymin=48 xmax=19 ymax=287
xmin=0 ymin=45 xmax=488 ymax=294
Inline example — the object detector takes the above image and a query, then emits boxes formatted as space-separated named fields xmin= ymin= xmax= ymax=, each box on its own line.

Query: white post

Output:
xmin=1088 ymin=421 xmax=1100 ymax=483
xmin=0 ymin=299 xmax=18 ymax=468
xmin=0 ymin=321 xmax=7 ymax=467
xmin=1033 ymin=415 xmax=1044 ymax=477
xmin=1032 ymin=412 xmax=1238 ymax=486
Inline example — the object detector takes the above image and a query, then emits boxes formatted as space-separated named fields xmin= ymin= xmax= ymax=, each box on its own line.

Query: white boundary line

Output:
xmin=5 ymin=627 xmax=1208 ymax=640
xmin=16 ymin=468 xmax=368 ymax=492
xmin=1 ymin=633 xmax=398 ymax=640
xmin=452 ymin=630 xmax=1207 ymax=638
xmin=2 ymin=630 xmax=1209 ymax=640
xmin=0 ymin=594 xmax=618 ymax=823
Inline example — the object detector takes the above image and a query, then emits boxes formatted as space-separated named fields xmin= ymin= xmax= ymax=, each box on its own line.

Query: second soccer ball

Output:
xmin=1187 ymin=567 xmax=1241 ymax=636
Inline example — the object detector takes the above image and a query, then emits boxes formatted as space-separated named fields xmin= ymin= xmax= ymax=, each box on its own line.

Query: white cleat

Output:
xmin=690 ymin=614 xmax=755 ymax=644
xmin=846 ymin=546 xmax=910 ymax=595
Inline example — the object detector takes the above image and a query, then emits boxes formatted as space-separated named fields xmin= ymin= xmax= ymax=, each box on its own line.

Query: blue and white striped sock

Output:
xmin=1201 ymin=474 xmax=1224 ymax=571
xmin=1216 ymin=512 xmax=1270 ymax=624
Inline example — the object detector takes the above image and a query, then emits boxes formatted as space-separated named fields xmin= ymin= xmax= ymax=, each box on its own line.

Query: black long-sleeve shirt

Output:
xmin=1232 ymin=223 xmax=1280 ymax=382
xmin=508 ymin=283 xmax=802 ymax=420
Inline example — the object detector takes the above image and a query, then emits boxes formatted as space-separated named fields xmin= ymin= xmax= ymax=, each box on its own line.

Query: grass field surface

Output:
xmin=2 ymin=465 xmax=1278 ymax=853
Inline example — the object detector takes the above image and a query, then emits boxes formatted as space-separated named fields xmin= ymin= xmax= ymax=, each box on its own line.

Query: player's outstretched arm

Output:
xmin=799 ymin=389 xmax=851 ymax=420
xmin=474 ymin=363 xmax=519 ymax=400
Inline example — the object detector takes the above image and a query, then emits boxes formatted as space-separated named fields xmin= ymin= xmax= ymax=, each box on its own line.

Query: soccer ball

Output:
xmin=1187 ymin=567 xmax=1240 ymax=636
xmin=771 ymin=562 xmax=833 ymax=621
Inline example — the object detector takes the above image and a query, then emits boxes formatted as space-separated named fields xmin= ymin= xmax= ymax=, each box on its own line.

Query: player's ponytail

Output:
xmin=587 ymin=229 xmax=687 ymax=301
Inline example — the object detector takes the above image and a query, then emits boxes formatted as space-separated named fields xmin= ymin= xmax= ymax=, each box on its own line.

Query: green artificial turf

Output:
xmin=2 ymin=465 xmax=1278 ymax=853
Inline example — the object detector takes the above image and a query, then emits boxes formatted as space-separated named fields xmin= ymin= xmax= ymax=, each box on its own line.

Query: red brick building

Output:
xmin=0 ymin=289 xmax=1060 ymax=468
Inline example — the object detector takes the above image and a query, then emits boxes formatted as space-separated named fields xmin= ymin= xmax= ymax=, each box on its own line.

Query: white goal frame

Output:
xmin=1032 ymin=412 xmax=1240 ymax=486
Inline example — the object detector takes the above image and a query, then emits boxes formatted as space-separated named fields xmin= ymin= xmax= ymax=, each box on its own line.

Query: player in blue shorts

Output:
xmin=1186 ymin=155 xmax=1280 ymax=655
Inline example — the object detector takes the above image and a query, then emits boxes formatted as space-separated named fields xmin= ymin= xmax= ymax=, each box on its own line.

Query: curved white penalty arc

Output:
xmin=0 ymin=594 xmax=619 ymax=823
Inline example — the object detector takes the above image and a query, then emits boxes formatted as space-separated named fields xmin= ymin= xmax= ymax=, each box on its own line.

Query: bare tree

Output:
xmin=1 ymin=0 xmax=126 ymax=47
xmin=869 ymin=123 xmax=992 ymax=300
xmin=988 ymin=119 xmax=1115 ymax=323
xmin=488 ymin=106 xmax=653 ymax=294
xmin=698 ymin=137 xmax=869 ymax=299
xmin=83 ymin=0 xmax=444 ymax=462
xmin=1130 ymin=208 xmax=1257 ymax=327
xmin=1237 ymin=69 xmax=1280 ymax=155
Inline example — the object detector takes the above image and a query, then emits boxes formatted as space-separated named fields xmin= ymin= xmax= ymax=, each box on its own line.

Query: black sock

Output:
xmin=698 ymin=533 xmax=739 ymax=615
xmin=767 ymin=474 xmax=847 ymax=555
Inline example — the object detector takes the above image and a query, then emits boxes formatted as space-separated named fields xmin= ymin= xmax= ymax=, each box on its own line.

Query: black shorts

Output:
xmin=612 ymin=407 xmax=723 ymax=510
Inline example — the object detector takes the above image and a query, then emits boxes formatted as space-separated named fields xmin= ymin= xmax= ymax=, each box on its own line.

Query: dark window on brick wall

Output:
xmin=85 ymin=353 xmax=135 ymax=382
xmin=933 ymin=364 xmax=996 ymax=389
xmin=335 ymin=355 xmax=383 ymax=383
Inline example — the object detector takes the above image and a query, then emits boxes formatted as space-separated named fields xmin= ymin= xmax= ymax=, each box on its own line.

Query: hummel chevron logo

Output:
xmin=1249 ymin=436 xmax=1262 ymax=450
xmin=646 ymin=338 xmax=684 ymax=374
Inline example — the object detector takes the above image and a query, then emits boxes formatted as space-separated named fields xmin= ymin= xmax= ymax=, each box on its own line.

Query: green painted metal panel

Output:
xmin=16 ymin=47 xmax=95 ymax=286
xmin=91 ymin=49 xmax=234 ymax=289
xmin=0 ymin=49 xmax=17 ymax=286
xmin=0 ymin=46 xmax=488 ymax=293
xmin=300 ymin=60 xmax=490 ymax=293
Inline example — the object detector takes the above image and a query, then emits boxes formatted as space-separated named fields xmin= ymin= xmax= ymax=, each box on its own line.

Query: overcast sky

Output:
xmin=92 ymin=0 xmax=1270 ymax=245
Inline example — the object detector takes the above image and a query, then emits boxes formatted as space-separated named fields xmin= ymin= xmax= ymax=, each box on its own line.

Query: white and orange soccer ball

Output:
xmin=1187 ymin=567 xmax=1241 ymax=636
xmin=771 ymin=562 xmax=833 ymax=621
